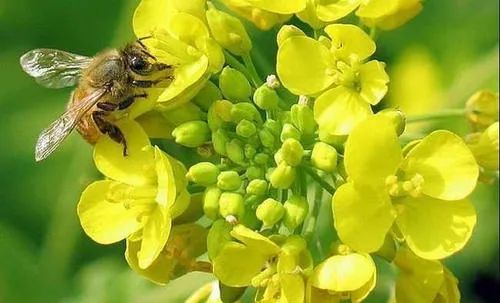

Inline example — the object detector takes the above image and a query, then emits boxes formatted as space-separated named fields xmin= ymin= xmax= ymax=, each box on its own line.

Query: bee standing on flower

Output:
xmin=20 ymin=41 xmax=173 ymax=161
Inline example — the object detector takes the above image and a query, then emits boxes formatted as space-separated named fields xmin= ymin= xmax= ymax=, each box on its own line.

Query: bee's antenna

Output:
xmin=136 ymin=36 xmax=157 ymax=61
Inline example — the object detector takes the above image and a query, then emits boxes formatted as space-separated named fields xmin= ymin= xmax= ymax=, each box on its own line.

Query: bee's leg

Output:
xmin=131 ymin=79 xmax=160 ymax=88
xmin=92 ymin=111 xmax=128 ymax=156
xmin=118 ymin=93 xmax=147 ymax=110
xmin=97 ymin=102 xmax=118 ymax=111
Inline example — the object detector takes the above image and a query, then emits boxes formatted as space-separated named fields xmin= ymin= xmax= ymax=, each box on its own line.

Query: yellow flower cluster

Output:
xmin=66 ymin=0 xmax=498 ymax=302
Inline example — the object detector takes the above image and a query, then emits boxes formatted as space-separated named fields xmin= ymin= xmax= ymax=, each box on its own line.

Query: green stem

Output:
xmin=369 ymin=26 xmax=378 ymax=40
xmin=302 ymin=165 xmax=335 ymax=195
xmin=303 ymin=183 xmax=323 ymax=241
xmin=406 ymin=108 xmax=466 ymax=123
xmin=224 ymin=51 xmax=254 ymax=83
xmin=242 ymin=53 xmax=263 ymax=87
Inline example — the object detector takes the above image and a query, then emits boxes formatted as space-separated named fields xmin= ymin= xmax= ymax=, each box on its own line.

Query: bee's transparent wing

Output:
xmin=20 ymin=49 xmax=92 ymax=88
xmin=35 ymin=89 xmax=107 ymax=162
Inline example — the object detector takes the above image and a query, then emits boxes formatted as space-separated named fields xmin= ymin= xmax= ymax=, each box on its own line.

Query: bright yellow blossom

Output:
xmin=393 ymin=247 xmax=460 ymax=303
xmin=332 ymin=115 xmax=479 ymax=260
xmin=78 ymin=119 xmax=189 ymax=269
xmin=466 ymin=122 xmax=499 ymax=172
xmin=297 ymin=0 xmax=361 ymax=29
xmin=131 ymin=0 xmax=224 ymax=114
xmin=356 ymin=0 xmax=423 ymax=30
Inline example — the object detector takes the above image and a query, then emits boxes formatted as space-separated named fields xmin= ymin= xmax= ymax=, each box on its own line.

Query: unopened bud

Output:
xmin=219 ymin=66 xmax=252 ymax=102
xmin=226 ymin=139 xmax=245 ymax=165
xmin=219 ymin=192 xmax=245 ymax=219
xmin=311 ymin=142 xmax=338 ymax=172
xmin=291 ymin=104 xmax=317 ymax=137
xmin=247 ymin=179 xmax=268 ymax=196
xmin=254 ymin=153 xmax=270 ymax=165
xmin=259 ymin=129 xmax=276 ymax=148
xmin=246 ymin=166 xmax=264 ymax=180
xmin=231 ymin=102 xmax=261 ymax=123
xmin=236 ymin=119 xmax=257 ymax=137
xmin=206 ymin=3 xmax=252 ymax=56
xmin=467 ymin=122 xmax=499 ymax=171
xmin=203 ymin=186 xmax=222 ymax=220
xmin=172 ymin=121 xmax=211 ymax=148
xmin=186 ymin=162 xmax=220 ymax=186
xmin=244 ymin=144 xmax=257 ymax=159
xmin=465 ymin=90 xmax=499 ymax=131
xmin=283 ymin=195 xmax=309 ymax=230
xmin=256 ymin=198 xmax=285 ymax=227
xmin=377 ymin=108 xmax=406 ymax=136
xmin=212 ymin=129 xmax=228 ymax=156
xmin=281 ymin=138 xmax=304 ymax=166
xmin=253 ymin=85 xmax=280 ymax=110
xmin=192 ymin=81 xmax=222 ymax=111
xmin=281 ymin=123 xmax=301 ymax=142
xmin=264 ymin=119 xmax=281 ymax=137
xmin=270 ymin=162 xmax=296 ymax=189
xmin=217 ymin=171 xmax=242 ymax=191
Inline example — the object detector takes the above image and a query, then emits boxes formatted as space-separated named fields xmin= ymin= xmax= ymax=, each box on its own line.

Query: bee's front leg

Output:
xmin=92 ymin=111 xmax=128 ymax=156
xmin=118 ymin=93 xmax=147 ymax=110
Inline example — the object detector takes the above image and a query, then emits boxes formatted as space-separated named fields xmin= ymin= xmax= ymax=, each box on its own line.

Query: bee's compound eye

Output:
xmin=130 ymin=56 xmax=148 ymax=72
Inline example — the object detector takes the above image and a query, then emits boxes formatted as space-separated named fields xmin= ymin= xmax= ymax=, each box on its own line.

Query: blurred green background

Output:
xmin=0 ymin=0 xmax=498 ymax=302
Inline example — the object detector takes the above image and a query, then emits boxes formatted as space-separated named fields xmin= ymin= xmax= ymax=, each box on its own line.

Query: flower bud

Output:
xmin=219 ymin=66 xmax=252 ymax=102
xmin=206 ymin=3 xmax=252 ymax=56
xmin=246 ymin=166 xmax=264 ymax=180
xmin=192 ymin=81 xmax=222 ymax=111
xmin=274 ymin=148 xmax=284 ymax=164
xmin=283 ymin=195 xmax=309 ymax=230
xmin=281 ymin=138 xmax=304 ymax=166
xmin=281 ymin=235 xmax=307 ymax=256
xmin=254 ymin=153 xmax=270 ymax=165
xmin=236 ymin=119 xmax=257 ymax=137
xmin=256 ymin=198 xmax=285 ymax=227
xmin=291 ymin=104 xmax=317 ymax=137
xmin=311 ymin=142 xmax=338 ymax=172
xmin=219 ymin=192 xmax=245 ymax=219
xmin=264 ymin=119 xmax=281 ymax=137
xmin=247 ymin=179 xmax=268 ymax=196
xmin=277 ymin=25 xmax=306 ymax=48
xmin=226 ymin=139 xmax=245 ymax=165
xmin=377 ymin=108 xmax=406 ymax=136
xmin=259 ymin=129 xmax=275 ymax=148
xmin=281 ymin=123 xmax=301 ymax=142
xmin=244 ymin=144 xmax=257 ymax=159
xmin=231 ymin=102 xmax=261 ymax=123
xmin=212 ymin=129 xmax=228 ymax=156
xmin=172 ymin=121 xmax=211 ymax=148
xmin=217 ymin=171 xmax=243 ymax=191
xmin=270 ymin=162 xmax=296 ymax=189
xmin=253 ymin=85 xmax=280 ymax=110
xmin=203 ymin=186 xmax=222 ymax=220
xmin=466 ymin=122 xmax=499 ymax=171
xmin=465 ymin=90 xmax=499 ymax=131
xmin=186 ymin=162 xmax=220 ymax=186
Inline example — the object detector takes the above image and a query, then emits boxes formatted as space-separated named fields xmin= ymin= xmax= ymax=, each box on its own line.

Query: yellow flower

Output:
xmin=356 ymin=0 xmax=423 ymax=30
xmin=132 ymin=0 xmax=224 ymax=114
xmin=393 ymin=247 xmax=460 ymax=303
xmin=297 ymin=0 xmax=362 ymax=29
xmin=332 ymin=115 xmax=479 ymax=260
xmin=125 ymin=223 xmax=209 ymax=284
xmin=78 ymin=119 xmax=189 ymax=269
xmin=277 ymin=24 xmax=387 ymax=136
xmin=221 ymin=0 xmax=306 ymax=30
xmin=307 ymin=244 xmax=376 ymax=302
xmin=466 ymin=122 xmax=499 ymax=172
xmin=465 ymin=90 xmax=499 ymax=131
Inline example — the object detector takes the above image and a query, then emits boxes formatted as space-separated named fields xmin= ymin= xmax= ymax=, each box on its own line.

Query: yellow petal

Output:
xmin=344 ymin=115 xmax=402 ymax=186
xmin=316 ymin=0 xmax=362 ymax=22
xmin=138 ymin=207 xmax=172 ymax=269
xmin=280 ymin=273 xmax=305 ymax=303
xmin=136 ymin=111 xmax=175 ymax=139
xmin=394 ymin=247 xmax=444 ymax=302
xmin=230 ymin=225 xmax=281 ymax=256
xmin=311 ymin=253 xmax=375 ymax=292
xmin=314 ymin=86 xmax=373 ymax=136
xmin=277 ymin=36 xmax=336 ymax=95
xmin=324 ymin=23 xmax=375 ymax=61
xmin=94 ymin=119 xmax=156 ymax=186
xmin=358 ymin=60 xmax=389 ymax=105
xmin=125 ymin=239 xmax=175 ymax=285
xmin=401 ymin=130 xmax=479 ymax=200
xmin=332 ymin=183 xmax=396 ymax=253
xmin=77 ymin=180 xmax=144 ymax=244
xmin=395 ymin=196 xmax=476 ymax=260
xmin=247 ymin=0 xmax=306 ymax=14
xmin=154 ymin=147 xmax=177 ymax=207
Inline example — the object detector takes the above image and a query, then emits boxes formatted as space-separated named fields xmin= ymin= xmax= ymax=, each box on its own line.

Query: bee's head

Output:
xmin=123 ymin=39 xmax=171 ymax=76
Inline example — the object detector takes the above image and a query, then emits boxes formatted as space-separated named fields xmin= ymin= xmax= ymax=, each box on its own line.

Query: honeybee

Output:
xmin=20 ymin=40 xmax=172 ymax=161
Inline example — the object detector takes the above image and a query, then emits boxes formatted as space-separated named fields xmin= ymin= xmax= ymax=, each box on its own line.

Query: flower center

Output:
xmin=385 ymin=173 xmax=425 ymax=198
xmin=106 ymin=182 xmax=158 ymax=222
